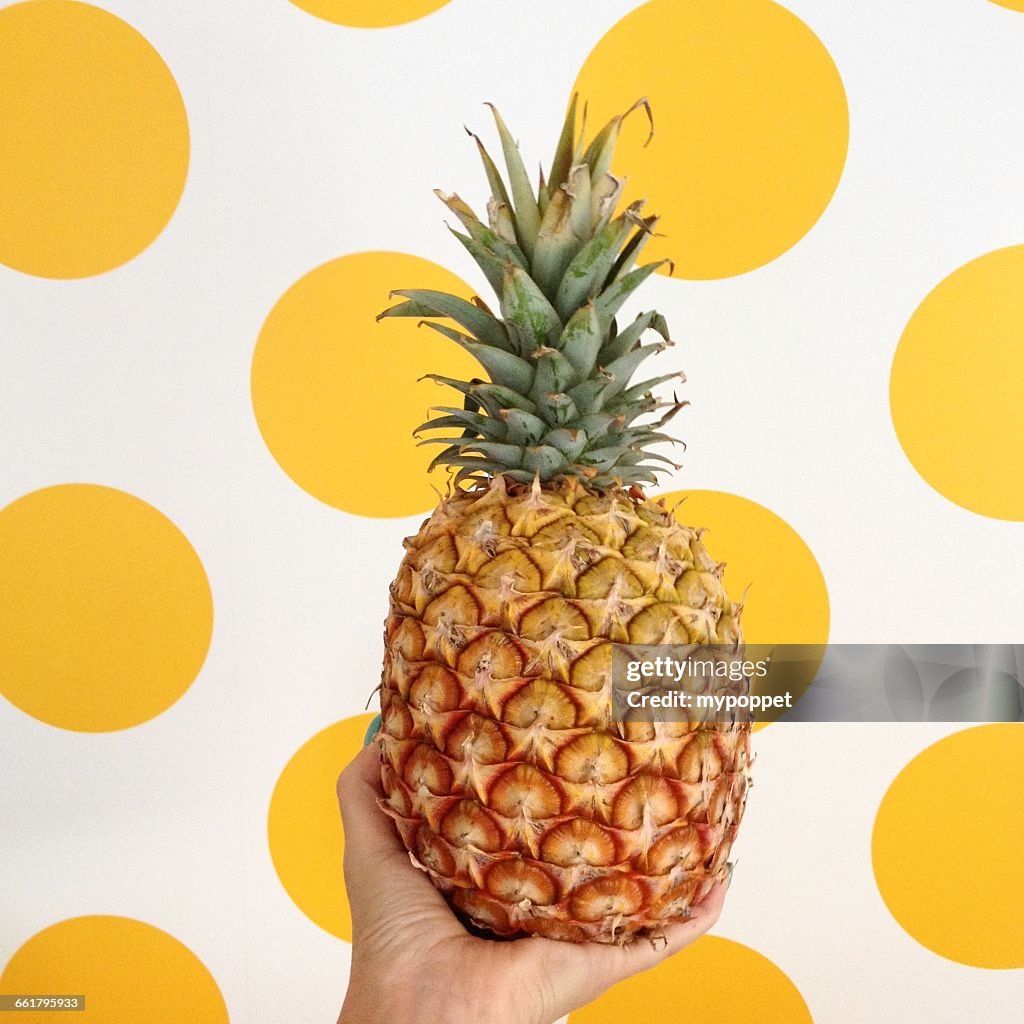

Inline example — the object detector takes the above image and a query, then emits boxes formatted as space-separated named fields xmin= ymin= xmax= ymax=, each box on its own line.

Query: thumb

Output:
xmin=336 ymin=741 xmax=461 ymax=941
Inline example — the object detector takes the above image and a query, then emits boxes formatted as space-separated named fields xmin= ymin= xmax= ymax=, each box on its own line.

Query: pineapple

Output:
xmin=375 ymin=97 xmax=751 ymax=944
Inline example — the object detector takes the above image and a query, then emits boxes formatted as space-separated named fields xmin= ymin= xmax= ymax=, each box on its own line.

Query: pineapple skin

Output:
xmin=377 ymin=475 xmax=751 ymax=944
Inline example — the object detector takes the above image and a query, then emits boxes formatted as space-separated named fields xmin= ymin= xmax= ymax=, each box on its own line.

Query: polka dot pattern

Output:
xmin=569 ymin=935 xmax=813 ymax=1023
xmin=659 ymin=489 xmax=830 ymax=647
xmin=267 ymin=714 xmax=375 ymax=941
xmin=0 ymin=916 xmax=228 ymax=1023
xmin=0 ymin=1 xmax=189 ymax=278
xmin=1 ymin=0 xmax=1021 ymax=1019
xmin=890 ymin=246 xmax=1024 ymax=521
xmin=659 ymin=489 xmax=830 ymax=727
xmin=572 ymin=0 xmax=849 ymax=279
xmin=0 ymin=484 xmax=213 ymax=732
xmin=872 ymin=724 xmax=1024 ymax=969
xmin=251 ymin=252 xmax=479 ymax=518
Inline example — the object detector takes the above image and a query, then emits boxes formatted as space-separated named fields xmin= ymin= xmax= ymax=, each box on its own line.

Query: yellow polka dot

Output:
xmin=569 ymin=935 xmax=813 ymax=1023
xmin=872 ymin=724 xmax=1024 ymax=969
xmin=0 ymin=916 xmax=228 ymax=1022
xmin=267 ymin=714 xmax=375 ymax=941
xmin=287 ymin=0 xmax=451 ymax=28
xmin=660 ymin=490 xmax=830 ymax=646
xmin=0 ymin=1 xmax=189 ymax=279
xmin=660 ymin=489 xmax=830 ymax=724
xmin=572 ymin=0 xmax=848 ymax=280
xmin=0 ymin=484 xmax=212 ymax=732
xmin=252 ymin=252 xmax=479 ymax=517
xmin=890 ymin=245 xmax=1024 ymax=521
xmin=989 ymin=1 xmax=1024 ymax=11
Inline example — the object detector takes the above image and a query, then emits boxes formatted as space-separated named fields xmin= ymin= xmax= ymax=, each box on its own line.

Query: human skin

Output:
xmin=336 ymin=743 xmax=727 ymax=1024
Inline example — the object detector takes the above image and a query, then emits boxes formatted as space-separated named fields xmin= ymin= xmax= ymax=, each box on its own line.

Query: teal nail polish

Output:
xmin=363 ymin=714 xmax=382 ymax=747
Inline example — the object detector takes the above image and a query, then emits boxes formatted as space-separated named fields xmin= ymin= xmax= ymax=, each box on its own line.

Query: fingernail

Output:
xmin=363 ymin=714 xmax=382 ymax=747
xmin=725 ymin=862 xmax=736 ymax=890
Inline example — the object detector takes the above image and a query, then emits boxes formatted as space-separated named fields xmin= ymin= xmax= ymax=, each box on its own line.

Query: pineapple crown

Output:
xmin=379 ymin=95 xmax=686 ymax=491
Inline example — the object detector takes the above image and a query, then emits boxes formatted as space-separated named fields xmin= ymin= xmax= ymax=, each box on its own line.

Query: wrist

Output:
xmin=338 ymin=968 xmax=519 ymax=1024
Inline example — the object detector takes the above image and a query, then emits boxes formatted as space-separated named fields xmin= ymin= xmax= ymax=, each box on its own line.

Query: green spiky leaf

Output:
xmin=381 ymin=289 xmax=511 ymax=350
xmin=500 ymin=264 xmax=563 ymax=351
xmin=486 ymin=104 xmax=542 ymax=258
xmin=383 ymin=100 xmax=686 ymax=487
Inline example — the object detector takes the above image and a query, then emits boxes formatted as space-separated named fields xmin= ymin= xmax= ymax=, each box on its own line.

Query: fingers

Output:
xmin=523 ymin=883 xmax=728 ymax=1019
xmin=592 ymin=882 xmax=727 ymax=976
xmin=626 ymin=881 xmax=727 ymax=965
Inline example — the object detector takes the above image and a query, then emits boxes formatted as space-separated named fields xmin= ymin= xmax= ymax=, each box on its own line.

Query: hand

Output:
xmin=335 ymin=742 xmax=726 ymax=1024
